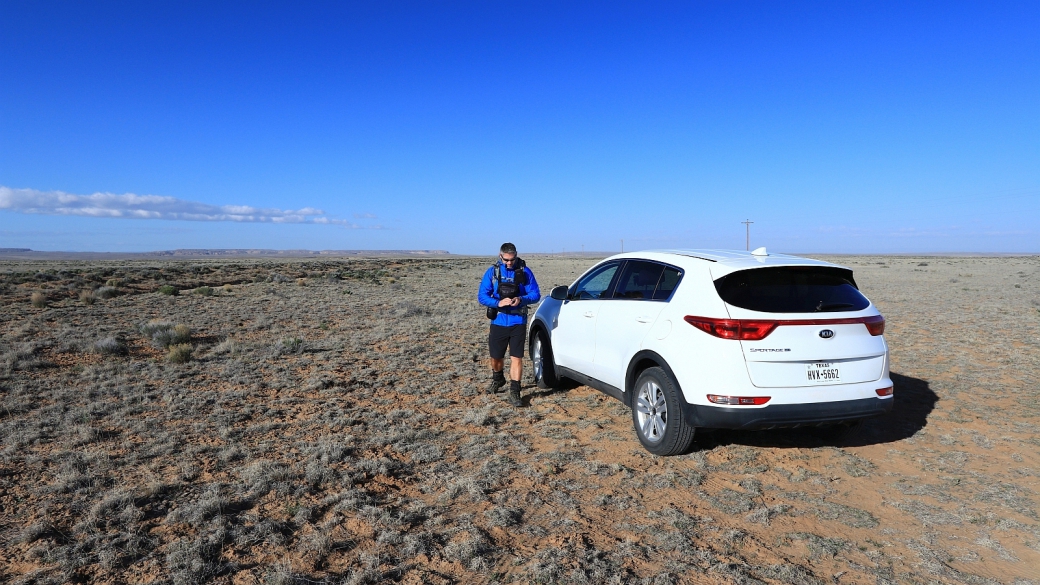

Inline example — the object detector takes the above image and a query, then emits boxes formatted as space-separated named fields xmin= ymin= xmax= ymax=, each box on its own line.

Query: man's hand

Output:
xmin=498 ymin=298 xmax=513 ymax=307
xmin=510 ymin=297 xmax=521 ymax=307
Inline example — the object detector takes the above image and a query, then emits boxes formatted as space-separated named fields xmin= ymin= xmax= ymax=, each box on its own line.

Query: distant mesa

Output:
xmin=151 ymin=249 xmax=451 ymax=257
xmin=0 ymin=248 xmax=451 ymax=259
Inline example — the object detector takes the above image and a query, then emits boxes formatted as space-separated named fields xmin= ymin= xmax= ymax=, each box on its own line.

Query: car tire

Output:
xmin=530 ymin=328 xmax=559 ymax=389
xmin=631 ymin=367 xmax=695 ymax=456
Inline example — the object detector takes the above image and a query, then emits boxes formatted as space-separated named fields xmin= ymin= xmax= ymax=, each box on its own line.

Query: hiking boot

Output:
xmin=486 ymin=374 xmax=506 ymax=394
xmin=508 ymin=381 xmax=523 ymax=407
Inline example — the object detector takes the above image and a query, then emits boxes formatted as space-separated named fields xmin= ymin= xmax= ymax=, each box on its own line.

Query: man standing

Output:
xmin=478 ymin=242 xmax=541 ymax=406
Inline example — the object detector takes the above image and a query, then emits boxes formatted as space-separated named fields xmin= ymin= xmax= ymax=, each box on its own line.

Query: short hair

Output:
xmin=500 ymin=242 xmax=517 ymax=255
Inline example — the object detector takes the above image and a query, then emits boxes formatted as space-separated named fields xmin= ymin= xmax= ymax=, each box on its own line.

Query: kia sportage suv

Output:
xmin=529 ymin=249 xmax=893 ymax=455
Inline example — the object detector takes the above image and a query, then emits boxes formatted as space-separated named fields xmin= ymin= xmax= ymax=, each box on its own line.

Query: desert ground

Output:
xmin=1 ymin=254 xmax=1038 ymax=584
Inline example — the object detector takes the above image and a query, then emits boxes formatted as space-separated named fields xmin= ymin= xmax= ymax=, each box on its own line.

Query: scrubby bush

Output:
xmin=280 ymin=337 xmax=303 ymax=354
xmin=94 ymin=337 xmax=127 ymax=356
xmin=106 ymin=278 xmax=122 ymax=287
xmin=158 ymin=285 xmax=179 ymax=295
xmin=222 ymin=284 xmax=233 ymax=293
xmin=30 ymin=292 xmax=47 ymax=308
xmin=194 ymin=286 xmax=214 ymax=296
xmin=140 ymin=321 xmax=191 ymax=348
xmin=80 ymin=290 xmax=97 ymax=305
xmin=167 ymin=343 xmax=192 ymax=363
xmin=96 ymin=286 xmax=118 ymax=299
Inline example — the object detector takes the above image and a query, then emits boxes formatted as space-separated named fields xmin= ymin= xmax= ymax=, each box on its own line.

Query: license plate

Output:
xmin=806 ymin=362 xmax=841 ymax=383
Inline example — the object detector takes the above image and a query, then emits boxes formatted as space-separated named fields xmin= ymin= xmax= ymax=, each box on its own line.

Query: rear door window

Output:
xmin=612 ymin=261 xmax=665 ymax=300
xmin=714 ymin=266 xmax=870 ymax=313
xmin=652 ymin=267 xmax=683 ymax=300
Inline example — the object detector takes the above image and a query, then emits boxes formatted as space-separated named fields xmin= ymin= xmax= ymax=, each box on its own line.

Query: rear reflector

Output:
xmin=707 ymin=395 xmax=771 ymax=406
xmin=685 ymin=314 xmax=885 ymax=339
xmin=876 ymin=386 xmax=893 ymax=396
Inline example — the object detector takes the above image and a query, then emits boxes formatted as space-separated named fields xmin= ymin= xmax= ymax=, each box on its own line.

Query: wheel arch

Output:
xmin=528 ymin=317 xmax=549 ymax=341
xmin=626 ymin=350 xmax=684 ymax=407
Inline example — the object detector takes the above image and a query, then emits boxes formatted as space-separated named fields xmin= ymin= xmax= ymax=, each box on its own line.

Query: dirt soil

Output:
xmin=1 ymin=255 xmax=1038 ymax=584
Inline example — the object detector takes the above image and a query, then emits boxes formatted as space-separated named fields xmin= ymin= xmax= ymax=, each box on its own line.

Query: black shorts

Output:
xmin=489 ymin=324 xmax=527 ymax=359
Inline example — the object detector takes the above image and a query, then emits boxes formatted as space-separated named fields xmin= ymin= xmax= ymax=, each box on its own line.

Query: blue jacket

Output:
xmin=478 ymin=263 xmax=541 ymax=326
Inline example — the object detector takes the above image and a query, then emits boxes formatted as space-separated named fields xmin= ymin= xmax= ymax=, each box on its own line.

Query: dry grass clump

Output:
xmin=140 ymin=320 xmax=191 ymax=348
xmin=158 ymin=285 xmax=179 ymax=296
xmin=93 ymin=336 xmax=127 ymax=356
xmin=166 ymin=343 xmax=193 ymax=363
xmin=96 ymin=285 xmax=118 ymax=299
xmin=106 ymin=278 xmax=122 ymax=287
xmin=79 ymin=289 xmax=97 ymax=305
xmin=194 ymin=286 xmax=214 ymax=296
xmin=30 ymin=291 xmax=47 ymax=307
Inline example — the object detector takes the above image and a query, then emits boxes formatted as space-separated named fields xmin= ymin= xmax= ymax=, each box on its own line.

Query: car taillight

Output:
xmin=876 ymin=386 xmax=893 ymax=396
xmin=863 ymin=315 xmax=885 ymax=336
xmin=684 ymin=315 xmax=886 ymax=338
xmin=707 ymin=395 xmax=771 ymax=405
xmin=683 ymin=316 xmax=779 ymax=340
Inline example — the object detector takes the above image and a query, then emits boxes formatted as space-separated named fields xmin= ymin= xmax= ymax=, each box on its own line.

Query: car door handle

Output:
xmin=636 ymin=316 xmax=652 ymax=323
xmin=584 ymin=311 xmax=595 ymax=318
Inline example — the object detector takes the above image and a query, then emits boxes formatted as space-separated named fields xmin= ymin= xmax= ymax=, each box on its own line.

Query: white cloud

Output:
xmin=0 ymin=186 xmax=378 ymax=227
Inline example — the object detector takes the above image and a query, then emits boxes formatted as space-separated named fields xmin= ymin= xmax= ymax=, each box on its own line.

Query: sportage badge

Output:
xmin=819 ymin=329 xmax=835 ymax=339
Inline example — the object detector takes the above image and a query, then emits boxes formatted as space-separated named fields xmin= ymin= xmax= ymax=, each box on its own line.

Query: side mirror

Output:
xmin=550 ymin=285 xmax=569 ymax=301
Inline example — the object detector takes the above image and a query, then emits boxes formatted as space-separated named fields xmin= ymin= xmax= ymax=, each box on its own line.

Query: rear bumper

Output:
xmin=682 ymin=396 xmax=892 ymax=430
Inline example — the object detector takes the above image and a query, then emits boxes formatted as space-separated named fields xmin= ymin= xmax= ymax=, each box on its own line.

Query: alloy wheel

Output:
xmin=531 ymin=335 xmax=543 ymax=381
xmin=635 ymin=380 xmax=667 ymax=443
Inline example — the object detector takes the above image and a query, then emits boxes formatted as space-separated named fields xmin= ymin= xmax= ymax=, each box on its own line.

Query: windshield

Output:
xmin=714 ymin=266 xmax=870 ymax=313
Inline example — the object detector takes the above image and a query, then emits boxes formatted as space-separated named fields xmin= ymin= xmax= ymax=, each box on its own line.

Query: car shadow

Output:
xmin=690 ymin=371 xmax=938 ymax=450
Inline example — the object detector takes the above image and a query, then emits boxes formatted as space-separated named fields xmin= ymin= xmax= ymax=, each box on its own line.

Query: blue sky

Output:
xmin=2 ymin=1 xmax=1038 ymax=254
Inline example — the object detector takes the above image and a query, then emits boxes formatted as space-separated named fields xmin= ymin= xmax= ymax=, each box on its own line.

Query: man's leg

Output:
xmin=506 ymin=325 xmax=526 ymax=406
xmin=486 ymin=326 xmax=507 ymax=393
xmin=509 ymin=356 xmax=523 ymax=381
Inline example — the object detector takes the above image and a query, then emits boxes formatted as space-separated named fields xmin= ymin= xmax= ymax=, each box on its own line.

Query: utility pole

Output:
xmin=741 ymin=219 xmax=754 ymax=251
xmin=581 ymin=244 xmax=584 ymax=256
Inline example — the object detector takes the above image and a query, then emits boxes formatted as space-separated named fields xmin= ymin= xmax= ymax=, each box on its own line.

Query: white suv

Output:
xmin=529 ymin=249 xmax=892 ymax=455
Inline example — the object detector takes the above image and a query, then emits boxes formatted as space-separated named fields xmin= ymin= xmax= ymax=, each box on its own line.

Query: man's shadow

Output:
xmin=695 ymin=371 xmax=938 ymax=449
xmin=522 ymin=377 xmax=581 ymax=403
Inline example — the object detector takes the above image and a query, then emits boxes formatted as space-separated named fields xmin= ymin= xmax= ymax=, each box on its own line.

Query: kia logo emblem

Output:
xmin=819 ymin=329 xmax=834 ymax=339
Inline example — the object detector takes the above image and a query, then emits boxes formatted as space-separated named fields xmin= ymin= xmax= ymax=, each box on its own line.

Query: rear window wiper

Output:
xmin=815 ymin=301 xmax=855 ymax=312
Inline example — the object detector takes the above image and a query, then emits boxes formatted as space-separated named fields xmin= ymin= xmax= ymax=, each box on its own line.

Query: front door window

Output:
xmin=571 ymin=263 xmax=620 ymax=300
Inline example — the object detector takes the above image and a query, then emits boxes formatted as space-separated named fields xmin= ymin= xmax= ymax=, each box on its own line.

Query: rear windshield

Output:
xmin=714 ymin=266 xmax=870 ymax=313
